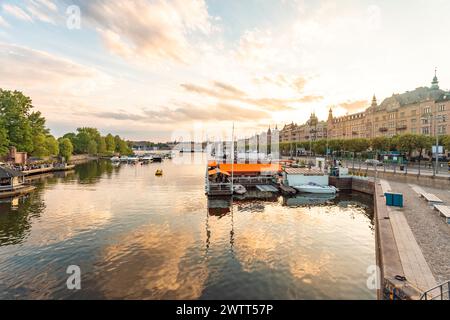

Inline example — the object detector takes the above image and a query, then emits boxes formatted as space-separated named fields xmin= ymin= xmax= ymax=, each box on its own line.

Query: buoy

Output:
xmin=155 ymin=169 xmax=163 ymax=176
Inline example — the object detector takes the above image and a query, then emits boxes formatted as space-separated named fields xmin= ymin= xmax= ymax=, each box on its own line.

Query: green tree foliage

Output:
xmin=58 ymin=138 xmax=73 ymax=162
xmin=0 ymin=118 xmax=9 ymax=156
xmin=0 ymin=89 xmax=34 ymax=152
xmin=87 ymin=140 xmax=98 ymax=155
xmin=105 ymin=133 xmax=116 ymax=153
xmin=45 ymin=136 xmax=59 ymax=156
xmin=97 ymin=136 xmax=107 ymax=154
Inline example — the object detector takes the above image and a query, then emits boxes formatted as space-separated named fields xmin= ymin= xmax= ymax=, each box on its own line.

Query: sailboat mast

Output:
xmin=231 ymin=123 xmax=234 ymax=193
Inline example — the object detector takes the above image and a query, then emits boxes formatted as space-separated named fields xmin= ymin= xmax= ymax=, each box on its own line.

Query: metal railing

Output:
xmin=420 ymin=281 xmax=450 ymax=300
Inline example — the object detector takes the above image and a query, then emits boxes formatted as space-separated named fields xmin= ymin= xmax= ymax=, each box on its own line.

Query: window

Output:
xmin=400 ymin=112 xmax=405 ymax=118
xmin=438 ymin=125 xmax=446 ymax=134
xmin=422 ymin=127 xmax=430 ymax=134
xmin=422 ymin=118 xmax=429 ymax=125
xmin=423 ymin=107 xmax=431 ymax=114
xmin=389 ymin=113 xmax=395 ymax=119
xmin=411 ymin=128 xmax=417 ymax=133
xmin=389 ymin=122 xmax=395 ymax=128
xmin=411 ymin=118 xmax=417 ymax=123
xmin=438 ymin=105 xmax=445 ymax=112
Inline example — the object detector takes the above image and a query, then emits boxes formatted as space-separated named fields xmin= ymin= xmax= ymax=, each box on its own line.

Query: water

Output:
xmin=0 ymin=155 xmax=376 ymax=299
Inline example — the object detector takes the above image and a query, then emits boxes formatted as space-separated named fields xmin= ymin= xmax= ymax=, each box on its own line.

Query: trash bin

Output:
xmin=385 ymin=192 xmax=403 ymax=208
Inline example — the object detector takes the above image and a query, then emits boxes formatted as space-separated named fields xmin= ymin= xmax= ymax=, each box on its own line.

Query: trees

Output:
xmin=97 ymin=136 xmax=107 ymax=154
xmin=0 ymin=89 xmax=34 ymax=153
xmin=58 ymin=138 xmax=73 ymax=161
xmin=45 ymin=136 xmax=59 ymax=156
xmin=0 ymin=116 xmax=9 ymax=156
xmin=87 ymin=140 xmax=98 ymax=155
xmin=105 ymin=134 xmax=116 ymax=153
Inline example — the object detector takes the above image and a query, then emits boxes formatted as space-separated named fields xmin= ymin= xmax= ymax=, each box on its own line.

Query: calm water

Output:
xmin=0 ymin=155 xmax=376 ymax=299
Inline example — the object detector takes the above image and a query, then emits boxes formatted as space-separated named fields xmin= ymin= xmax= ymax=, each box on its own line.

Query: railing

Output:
xmin=0 ymin=185 xmax=14 ymax=191
xmin=420 ymin=281 xmax=450 ymax=300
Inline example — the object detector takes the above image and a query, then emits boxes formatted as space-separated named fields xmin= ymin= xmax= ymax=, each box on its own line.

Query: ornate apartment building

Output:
xmin=280 ymin=72 xmax=450 ymax=143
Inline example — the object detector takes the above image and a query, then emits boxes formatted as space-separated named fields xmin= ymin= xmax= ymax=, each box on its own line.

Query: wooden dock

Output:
xmin=21 ymin=164 xmax=75 ymax=176
xmin=279 ymin=184 xmax=297 ymax=195
xmin=0 ymin=185 xmax=36 ymax=199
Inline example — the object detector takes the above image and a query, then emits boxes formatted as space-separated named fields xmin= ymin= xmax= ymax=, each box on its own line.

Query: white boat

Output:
xmin=294 ymin=182 xmax=339 ymax=194
xmin=119 ymin=156 xmax=129 ymax=162
xmin=110 ymin=156 xmax=120 ymax=162
xmin=233 ymin=184 xmax=247 ymax=195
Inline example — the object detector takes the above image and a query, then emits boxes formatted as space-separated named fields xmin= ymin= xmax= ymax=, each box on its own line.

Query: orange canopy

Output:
xmin=208 ymin=168 xmax=230 ymax=176
xmin=219 ymin=163 xmax=281 ymax=174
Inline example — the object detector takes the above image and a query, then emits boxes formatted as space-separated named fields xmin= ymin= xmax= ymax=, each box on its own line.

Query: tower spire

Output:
xmin=431 ymin=67 xmax=439 ymax=90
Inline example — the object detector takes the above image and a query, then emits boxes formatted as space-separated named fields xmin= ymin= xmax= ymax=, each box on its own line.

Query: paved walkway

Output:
xmin=388 ymin=181 xmax=450 ymax=285
xmin=380 ymin=180 xmax=437 ymax=292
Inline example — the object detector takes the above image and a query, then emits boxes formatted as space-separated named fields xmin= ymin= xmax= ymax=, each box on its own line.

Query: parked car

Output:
xmin=364 ymin=159 xmax=382 ymax=166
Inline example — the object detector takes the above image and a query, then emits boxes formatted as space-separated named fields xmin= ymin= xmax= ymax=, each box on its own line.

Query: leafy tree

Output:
xmin=97 ymin=136 xmax=107 ymax=154
xmin=312 ymin=139 xmax=327 ymax=155
xmin=0 ymin=89 xmax=34 ymax=152
xmin=32 ymin=133 xmax=48 ymax=157
xmin=45 ymin=136 xmax=59 ymax=156
xmin=74 ymin=131 xmax=91 ymax=154
xmin=370 ymin=136 xmax=391 ymax=153
xmin=105 ymin=133 xmax=115 ymax=153
xmin=0 ymin=119 xmax=9 ymax=156
xmin=442 ymin=135 xmax=450 ymax=153
xmin=118 ymin=139 xmax=131 ymax=155
xmin=87 ymin=140 xmax=98 ymax=155
xmin=58 ymin=138 xmax=73 ymax=161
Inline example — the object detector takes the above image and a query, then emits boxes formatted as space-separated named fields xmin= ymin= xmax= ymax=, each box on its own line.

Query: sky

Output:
xmin=0 ymin=0 xmax=449 ymax=141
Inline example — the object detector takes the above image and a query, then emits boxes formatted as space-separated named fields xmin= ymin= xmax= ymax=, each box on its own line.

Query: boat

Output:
xmin=233 ymin=184 xmax=247 ymax=195
xmin=110 ymin=156 xmax=120 ymax=162
xmin=155 ymin=169 xmax=163 ymax=176
xmin=119 ymin=156 xmax=129 ymax=162
xmin=151 ymin=155 xmax=163 ymax=162
xmin=293 ymin=182 xmax=339 ymax=194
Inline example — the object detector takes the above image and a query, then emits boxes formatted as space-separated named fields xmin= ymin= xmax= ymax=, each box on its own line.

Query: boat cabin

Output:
xmin=0 ymin=166 xmax=25 ymax=191
xmin=283 ymin=167 xmax=329 ymax=187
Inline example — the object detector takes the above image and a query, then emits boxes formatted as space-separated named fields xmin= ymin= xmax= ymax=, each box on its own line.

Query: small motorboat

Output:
xmin=155 ymin=169 xmax=163 ymax=176
xmin=233 ymin=184 xmax=247 ymax=195
xmin=294 ymin=182 xmax=339 ymax=194
xmin=152 ymin=155 xmax=163 ymax=163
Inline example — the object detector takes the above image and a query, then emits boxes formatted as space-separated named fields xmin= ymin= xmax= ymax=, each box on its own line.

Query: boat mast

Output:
xmin=231 ymin=123 xmax=234 ymax=193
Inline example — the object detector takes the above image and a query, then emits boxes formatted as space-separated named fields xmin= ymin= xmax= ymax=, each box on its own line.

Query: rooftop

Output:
xmin=0 ymin=166 xmax=24 ymax=178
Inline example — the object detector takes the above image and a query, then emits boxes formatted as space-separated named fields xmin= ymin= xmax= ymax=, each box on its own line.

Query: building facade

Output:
xmin=280 ymin=72 xmax=450 ymax=142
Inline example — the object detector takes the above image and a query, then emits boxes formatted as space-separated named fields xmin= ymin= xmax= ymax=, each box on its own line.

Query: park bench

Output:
xmin=433 ymin=204 xmax=450 ymax=224
xmin=421 ymin=193 xmax=443 ymax=204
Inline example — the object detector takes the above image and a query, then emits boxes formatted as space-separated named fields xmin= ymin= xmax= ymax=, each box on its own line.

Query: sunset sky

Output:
xmin=1 ymin=0 xmax=449 ymax=141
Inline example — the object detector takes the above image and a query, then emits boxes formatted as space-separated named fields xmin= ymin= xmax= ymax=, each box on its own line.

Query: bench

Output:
xmin=421 ymin=193 xmax=443 ymax=204
xmin=433 ymin=204 xmax=450 ymax=224
xmin=409 ymin=184 xmax=425 ymax=196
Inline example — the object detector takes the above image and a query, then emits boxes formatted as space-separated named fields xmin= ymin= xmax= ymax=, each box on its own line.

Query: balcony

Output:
xmin=396 ymin=125 xmax=407 ymax=131
xmin=379 ymin=127 xmax=388 ymax=132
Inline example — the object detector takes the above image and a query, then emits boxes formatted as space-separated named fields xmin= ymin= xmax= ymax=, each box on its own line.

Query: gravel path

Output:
xmin=389 ymin=181 xmax=450 ymax=284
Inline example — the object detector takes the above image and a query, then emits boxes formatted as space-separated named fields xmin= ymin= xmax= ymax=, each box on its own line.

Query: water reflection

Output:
xmin=0 ymin=159 xmax=376 ymax=299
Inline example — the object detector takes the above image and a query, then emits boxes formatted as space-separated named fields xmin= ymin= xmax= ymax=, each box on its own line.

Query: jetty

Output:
xmin=20 ymin=163 xmax=75 ymax=176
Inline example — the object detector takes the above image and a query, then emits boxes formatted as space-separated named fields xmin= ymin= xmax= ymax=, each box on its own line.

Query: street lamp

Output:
xmin=422 ymin=109 xmax=443 ymax=176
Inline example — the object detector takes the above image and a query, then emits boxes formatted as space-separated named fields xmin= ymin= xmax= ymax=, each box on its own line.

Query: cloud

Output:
xmin=2 ymin=4 xmax=33 ymax=22
xmin=338 ymin=100 xmax=368 ymax=113
xmin=0 ymin=43 xmax=104 ymax=89
xmin=34 ymin=0 xmax=58 ymax=12
xmin=90 ymin=102 xmax=271 ymax=124
xmin=181 ymin=80 xmax=322 ymax=112
xmin=25 ymin=0 xmax=56 ymax=24
xmin=0 ymin=15 xmax=10 ymax=28
xmin=67 ymin=0 xmax=214 ymax=63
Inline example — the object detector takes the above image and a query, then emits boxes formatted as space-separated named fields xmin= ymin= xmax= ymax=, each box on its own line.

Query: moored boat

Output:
xmin=233 ymin=184 xmax=247 ymax=195
xmin=294 ymin=182 xmax=339 ymax=194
